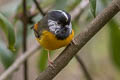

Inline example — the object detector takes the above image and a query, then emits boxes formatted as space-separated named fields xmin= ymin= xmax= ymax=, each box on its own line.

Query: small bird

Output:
xmin=32 ymin=10 xmax=74 ymax=66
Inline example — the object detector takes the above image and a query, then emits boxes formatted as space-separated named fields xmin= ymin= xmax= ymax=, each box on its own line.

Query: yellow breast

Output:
xmin=36 ymin=30 xmax=74 ymax=50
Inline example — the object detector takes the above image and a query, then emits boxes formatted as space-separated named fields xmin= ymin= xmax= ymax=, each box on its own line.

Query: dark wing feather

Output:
xmin=33 ymin=15 xmax=49 ymax=38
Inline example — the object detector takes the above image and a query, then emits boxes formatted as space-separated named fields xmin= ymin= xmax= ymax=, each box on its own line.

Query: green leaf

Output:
xmin=109 ymin=19 xmax=120 ymax=70
xmin=0 ymin=13 xmax=15 ymax=52
xmin=0 ymin=43 xmax=15 ymax=69
xmin=37 ymin=48 xmax=47 ymax=72
xmin=89 ymin=0 xmax=96 ymax=17
xmin=55 ymin=0 xmax=67 ymax=9
xmin=37 ymin=48 xmax=54 ymax=72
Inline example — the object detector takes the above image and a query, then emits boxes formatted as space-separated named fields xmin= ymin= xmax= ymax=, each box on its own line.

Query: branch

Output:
xmin=33 ymin=0 xmax=46 ymax=16
xmin=75 ymin=55 xmax=92 ymax=80
xmin=0 ymin=45 xmax=40 ymax=80
xmin=36 ymin=0 xmax=120 ymax=80
xmin=22 ymin=0 xmax=29 ymax=80
xmin=70 ymin=0 xmax=89 ymax=21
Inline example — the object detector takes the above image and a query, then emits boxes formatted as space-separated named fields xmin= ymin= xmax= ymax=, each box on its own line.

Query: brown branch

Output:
xmin=0 ymin=45 xmax=40 ymax=80
xmin=36 ymin=0 xmax=120 ymax=80
xmin=75 ymin=55 xmax=92 ymax=80
xmin=22 ymin=0 xmax=28 ymax=80
xmin=33 ymin=0 xmax=46 ymax=16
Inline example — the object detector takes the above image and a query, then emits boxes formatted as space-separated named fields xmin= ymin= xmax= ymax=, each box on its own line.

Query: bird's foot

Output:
xmin=48 ymin=60 xmax=55 ymax=68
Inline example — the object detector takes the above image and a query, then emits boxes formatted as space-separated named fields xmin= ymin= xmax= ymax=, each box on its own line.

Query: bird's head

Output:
xmin=47 ymin=10 xmax=72 ymax=40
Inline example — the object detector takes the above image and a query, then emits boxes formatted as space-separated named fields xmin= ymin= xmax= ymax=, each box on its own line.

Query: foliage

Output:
xmin=0 ymin=13 xmax=16 ymax=69
xmin=37 ymin=48 xmax=48 ymax=72
xmin=109 ymin=19 xmax=120 ymax=70
xmin=89 ymin=0 xmax=96 ymax=17
xmin=0 ymin=44 xmax=15 ymax=69
xmin=0 ymin=13 xmax=15 ymax=51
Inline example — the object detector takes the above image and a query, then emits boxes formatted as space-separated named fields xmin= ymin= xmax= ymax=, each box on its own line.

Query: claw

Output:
xmin=48 ymin=60 xmax=55 ymax=68
xmin=47 ymin=50 xmax=55 ymax=68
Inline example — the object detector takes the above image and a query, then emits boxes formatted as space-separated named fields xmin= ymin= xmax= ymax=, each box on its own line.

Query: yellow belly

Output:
xmin=36 ymin=30 xmax=74 ymax=50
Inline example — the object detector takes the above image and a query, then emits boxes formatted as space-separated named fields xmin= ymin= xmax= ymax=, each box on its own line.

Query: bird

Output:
xmin=32 ymin=10 xmax=74 ymax=66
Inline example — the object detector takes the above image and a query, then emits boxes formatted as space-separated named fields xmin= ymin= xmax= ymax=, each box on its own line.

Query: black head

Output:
xmin=48 ymin=10 xmax=71 ymax=26
xmin=47 ymin=10 xmax=72 ymax=40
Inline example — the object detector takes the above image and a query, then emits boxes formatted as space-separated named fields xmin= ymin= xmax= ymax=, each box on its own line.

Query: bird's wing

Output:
xmin=33 ymin=15 xmax=49 ymax=38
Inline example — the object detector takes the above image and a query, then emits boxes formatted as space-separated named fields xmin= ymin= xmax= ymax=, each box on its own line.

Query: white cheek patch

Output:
xmin=48 ymin=19 xmax=72 ymax=35
xmin=48 ymin=19 xmax=61 ymax=33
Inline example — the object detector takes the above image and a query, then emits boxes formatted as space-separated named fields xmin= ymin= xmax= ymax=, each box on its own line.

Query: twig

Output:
xmin=75 ymin=55 xmax=92 ymax=80
xmin=0 ymin=45 xmax=40 ymax=80
xmin=36 ymin=0 xmax=120 ymax=80
xmin=33 ymin=0 xmax=46 ymax=16
xmin=22 ymin=0 xmax=28 ymax=80
xmin=70 ymin=0 xmax=89 ymax=21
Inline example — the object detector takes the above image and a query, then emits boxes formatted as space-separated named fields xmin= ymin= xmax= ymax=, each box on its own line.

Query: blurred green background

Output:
xmin=0 ymin=0 xmax=120 ymax=80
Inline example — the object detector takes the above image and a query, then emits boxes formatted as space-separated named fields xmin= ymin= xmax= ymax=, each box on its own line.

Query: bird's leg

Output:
xmin=47 ymin=50 xmax=54 ymax=67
